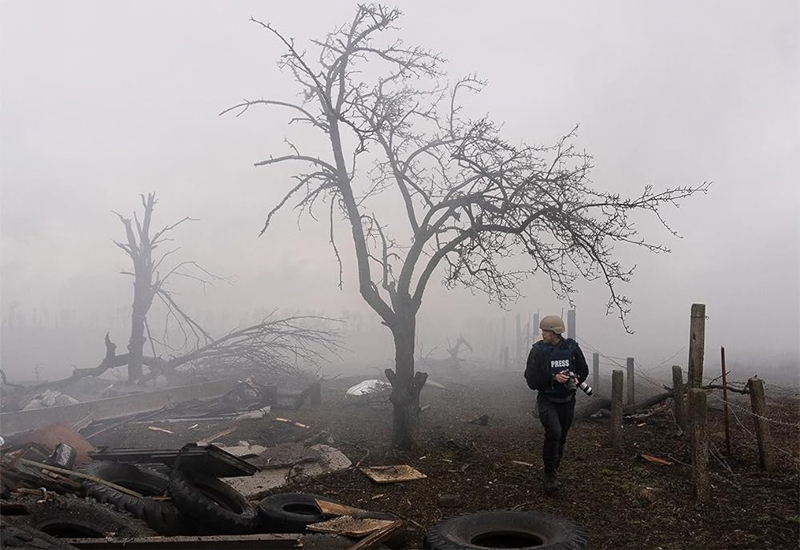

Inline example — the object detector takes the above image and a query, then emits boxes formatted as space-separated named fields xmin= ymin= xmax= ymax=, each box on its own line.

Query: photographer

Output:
xmin=524 ymin=315 xmax=589 ymax=494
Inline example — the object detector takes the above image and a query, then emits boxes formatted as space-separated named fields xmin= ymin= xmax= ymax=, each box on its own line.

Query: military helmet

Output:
xmin=539 ymin=315 xmax=565 ymax=335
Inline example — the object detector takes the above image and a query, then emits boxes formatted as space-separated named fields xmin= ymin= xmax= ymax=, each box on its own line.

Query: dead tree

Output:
xmin=419 ymin=336 xmax=473 ymax=375
xmin=224 ymin=4 xmax=709 ymax=448
xmin=9 ymin=314 xmax=341 ymax=403
xmin=114 ymin=193 xmax=205 ymax=381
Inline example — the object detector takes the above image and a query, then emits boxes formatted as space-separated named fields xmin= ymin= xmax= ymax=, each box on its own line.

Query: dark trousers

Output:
xmin=537 ymin=393 xmax=576 ymax=474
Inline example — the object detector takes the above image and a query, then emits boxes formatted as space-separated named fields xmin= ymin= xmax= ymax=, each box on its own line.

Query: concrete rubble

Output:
xmin=224 ymin=443 xmax=352 ymax=499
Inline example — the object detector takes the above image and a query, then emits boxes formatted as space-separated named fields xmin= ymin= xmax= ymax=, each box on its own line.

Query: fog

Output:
xmin=1 ymin=1 xmax=798 ymax=386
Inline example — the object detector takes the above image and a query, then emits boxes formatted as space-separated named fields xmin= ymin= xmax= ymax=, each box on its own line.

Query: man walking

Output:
xmin=524 ymin=315 xmax=589 ymax=494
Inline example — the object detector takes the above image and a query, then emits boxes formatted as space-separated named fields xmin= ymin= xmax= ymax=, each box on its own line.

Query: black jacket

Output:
xmin=524 ymin=337 xmax=589 ymax=395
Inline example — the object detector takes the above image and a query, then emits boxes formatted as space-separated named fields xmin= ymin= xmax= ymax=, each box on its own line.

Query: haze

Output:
xmin=1 ymin=0 xmax=798 ymax=385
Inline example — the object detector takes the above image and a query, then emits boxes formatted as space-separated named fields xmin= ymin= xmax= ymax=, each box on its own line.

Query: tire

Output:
xmin=0 ymin=524 xmax=81 ymax=550
xmin=257 ymin=493 xmax=405 ymax=548
xmin=257 ymin=493 xmax=339 ymax=532
xmin=79 ymin=461 xmax=189 ymax=535
xmin=423 ymin=510 xmax=590 ymax=550
xmin=11 ymin=496 xmax=157 ymax=539
xmin=168 ymin=470 xmax=258 ymax=534
xmin=301 ymin=533 xmax=393 ymax=550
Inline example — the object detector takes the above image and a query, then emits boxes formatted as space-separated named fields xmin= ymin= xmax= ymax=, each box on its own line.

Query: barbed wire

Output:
xmin=763 ymin=382 xmax=800 ymax=397
xmin=578 ymin=336 xmax=664 ymax=390
xmin=666 ymin=447 xmax=745 ymax=490
xmin=715 ymin=394 xmax=800 ymax=467
xmin=576 ymin=336 xmax=799 ymax=408
xmin=637 ymin=347 xmax=687 ymax=372
xmin=709 ymin=394 xmax=800 ymax=429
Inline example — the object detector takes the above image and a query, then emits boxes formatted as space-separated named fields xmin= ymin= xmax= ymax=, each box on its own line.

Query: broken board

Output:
xmin=307 ymin=516 xmax=395 ymax=537
xmin=360 ymin=464 xmax=426 ymax=484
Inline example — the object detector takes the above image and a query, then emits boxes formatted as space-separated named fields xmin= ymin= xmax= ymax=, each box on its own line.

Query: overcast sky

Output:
xmin=1 ymin=0 xmax=798 ymax=381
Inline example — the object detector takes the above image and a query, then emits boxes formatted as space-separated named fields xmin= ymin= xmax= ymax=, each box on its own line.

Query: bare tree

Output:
xmin=114 ymin=193 xmax=211 ymax=381
xmin=223 ymin=4 xmax=709 ymax=448
xmin=0 ymin=197 xmax=342 ymax=408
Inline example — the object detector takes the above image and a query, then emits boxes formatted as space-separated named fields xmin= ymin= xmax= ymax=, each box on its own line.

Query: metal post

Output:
xmin=688 ymin=304 xmax=706 ymax=388
xmin=592 ymin=352 xmax=600 ymax=393
xmin=720 ymin=346 xmax=731 ymax=455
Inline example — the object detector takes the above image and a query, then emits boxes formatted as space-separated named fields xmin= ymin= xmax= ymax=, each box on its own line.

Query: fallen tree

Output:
xmin=7 ymin=314 xmax=340 ymax=401
xmin=576 ymin=379 xmax=752 ymax=420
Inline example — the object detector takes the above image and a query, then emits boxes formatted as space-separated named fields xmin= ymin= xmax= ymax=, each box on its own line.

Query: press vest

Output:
xmin=540 ymin=339 xmax=578 ymax=400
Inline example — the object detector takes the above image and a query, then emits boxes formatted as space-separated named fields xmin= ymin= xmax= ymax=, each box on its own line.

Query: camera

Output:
xmin=569 ymin=372 xmax=594 ymax=396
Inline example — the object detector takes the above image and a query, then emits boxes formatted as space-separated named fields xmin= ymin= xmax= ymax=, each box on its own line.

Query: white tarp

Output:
xmin=22 ymin=390 xmax=80 ymax=411
xmin=346 ymin=379 xmax=390 ymax=396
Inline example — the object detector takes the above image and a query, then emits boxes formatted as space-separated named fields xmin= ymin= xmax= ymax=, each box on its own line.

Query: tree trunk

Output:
xmin=385 ymin=312 xmax=427 ymax=450
xmin=127 ymin=275 xmax=152 ymax=382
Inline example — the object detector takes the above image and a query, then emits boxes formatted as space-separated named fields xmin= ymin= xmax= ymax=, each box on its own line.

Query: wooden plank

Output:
xmin=0 ymin=379 xmax=237 ymax=435
xmin=307 ymin=516 xmax=394 ymax=536
xmin=360 ymin=465 xmax=426 ymax=484
xmin=315 ymin=499 xmax=369 ymax=517
xmin=345 ymin=520 xmax=404 ymax=550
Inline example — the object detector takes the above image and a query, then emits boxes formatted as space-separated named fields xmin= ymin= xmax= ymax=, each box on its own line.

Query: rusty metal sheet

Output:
xmin=5 ymin=423 xmax=95 ymax=465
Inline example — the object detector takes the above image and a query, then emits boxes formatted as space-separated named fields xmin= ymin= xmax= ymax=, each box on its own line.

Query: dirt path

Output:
xmin=93 ymin=369 xmax=800 ymax=549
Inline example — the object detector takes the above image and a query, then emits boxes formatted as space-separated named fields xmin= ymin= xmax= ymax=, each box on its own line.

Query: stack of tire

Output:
xmin=79 ymin=462 xmax=259 ymax=535
xmin=79 ymin=462 xmax=400 ymax=538
xmin=1 ymin=495 xmax=157 ymax=546
xmin=80 ymin=461 xmax=192 ymax=535
xmin=76 ymin=462 xmax=375 ymax=537
xmin=2 ymin=461 xmax=403 ymax=545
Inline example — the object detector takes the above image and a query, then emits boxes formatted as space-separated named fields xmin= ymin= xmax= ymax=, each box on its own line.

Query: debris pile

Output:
xmin=0 ymin=376 xmax=412 ymax=549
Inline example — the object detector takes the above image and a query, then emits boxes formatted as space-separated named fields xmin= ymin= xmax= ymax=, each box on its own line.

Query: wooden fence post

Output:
xmin=592 ymin=352 xmax=600 ymax=393
xmin=567 ymin=309 xmax=576 ymax=340
xmin=688 ymin=303 xmax=706 ymax=388
xmin=672 ymin=365 xmax=686 ymax=432
xmin=626 ymin=357 xmax=635 ymax=405
xmin=611 ymin=370 xmax=624 ymax=452
xmin=525 ymin=319 xmax=531 ymax=348
xmin=748 ymin=377 xmax=775 ymax=472
xmin=688 ymin=388 xmax=710 ymax=503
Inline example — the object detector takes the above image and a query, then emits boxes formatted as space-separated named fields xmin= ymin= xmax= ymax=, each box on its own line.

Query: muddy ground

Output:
xmin=90 ymin=368 xmax=800 ymax=550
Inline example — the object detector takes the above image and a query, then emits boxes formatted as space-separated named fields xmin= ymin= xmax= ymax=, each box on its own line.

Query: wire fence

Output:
xmin=708 ymin=393 xmax=800 ymax=468
xmin=575 ymin=335 xmax=800 ymax=405
xmin=575 ymin=334 xmax=800 ymax=470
